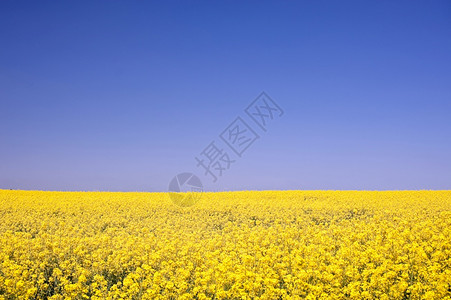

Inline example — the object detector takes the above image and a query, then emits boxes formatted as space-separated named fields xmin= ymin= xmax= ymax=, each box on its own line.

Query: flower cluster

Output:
xmin=0 ymin=190 xmax=450 ymax=299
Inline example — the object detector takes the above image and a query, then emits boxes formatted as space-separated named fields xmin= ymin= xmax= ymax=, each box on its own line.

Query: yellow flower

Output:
xmin=0 ymin=190 xmax=450 ymax=299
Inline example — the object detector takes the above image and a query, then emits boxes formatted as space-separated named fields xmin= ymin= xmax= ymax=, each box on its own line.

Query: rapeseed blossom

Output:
xmin=0 ymin=190 xmax=450 ymax=299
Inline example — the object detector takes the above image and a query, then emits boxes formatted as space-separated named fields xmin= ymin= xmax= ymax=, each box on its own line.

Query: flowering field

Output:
xmin=0 ymin=190 xmax=450 ymax=299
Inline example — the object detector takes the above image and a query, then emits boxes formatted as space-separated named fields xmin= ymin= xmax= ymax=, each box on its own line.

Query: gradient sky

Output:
xmin=1 ymin=1 xmax=450 ymax=192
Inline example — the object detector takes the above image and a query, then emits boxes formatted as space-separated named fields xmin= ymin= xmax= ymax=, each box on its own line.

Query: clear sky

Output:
xmin=1 ymin=1 xmax=450 ymax=192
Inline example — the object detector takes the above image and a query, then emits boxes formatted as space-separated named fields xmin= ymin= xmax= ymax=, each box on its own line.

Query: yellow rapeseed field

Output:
xmin=0 ymin=190 xmax=450 ymax=299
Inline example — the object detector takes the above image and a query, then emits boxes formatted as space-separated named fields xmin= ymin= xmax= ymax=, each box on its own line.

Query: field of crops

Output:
xmin=0 ymin=190 xmax=450 ymax=299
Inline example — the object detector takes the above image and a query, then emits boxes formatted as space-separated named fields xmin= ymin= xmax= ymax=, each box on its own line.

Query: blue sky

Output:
xmin=1 ymin=1 xmax=450 ymax=191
